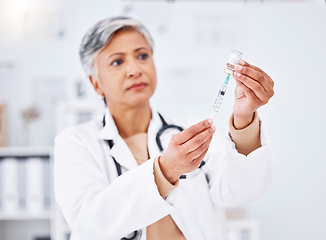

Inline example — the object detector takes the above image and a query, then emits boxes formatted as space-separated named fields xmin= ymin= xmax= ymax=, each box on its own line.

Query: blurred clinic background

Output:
xmin=0 ymin=0 xmax=326 ymax=240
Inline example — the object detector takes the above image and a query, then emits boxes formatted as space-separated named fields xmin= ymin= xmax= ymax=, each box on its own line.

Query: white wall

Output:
xmin=241 ymin=4 xmax=326 ymax=240
xmin=1 ymin=0 xmax=325 ymax=239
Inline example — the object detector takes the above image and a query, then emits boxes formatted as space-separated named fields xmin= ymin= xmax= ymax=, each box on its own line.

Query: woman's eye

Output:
xmin=138 ymin=53 xmax=148 ymax=60
xmin=112 ymin=59 xmax=123 ymax=66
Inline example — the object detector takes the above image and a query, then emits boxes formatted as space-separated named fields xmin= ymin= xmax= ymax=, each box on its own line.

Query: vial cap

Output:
xmin=224 ymin=68 xmax=234 ymax=75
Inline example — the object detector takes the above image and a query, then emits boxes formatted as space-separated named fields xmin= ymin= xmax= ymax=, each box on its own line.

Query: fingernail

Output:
xmin=235 ymin=72 xmax=241 ymax=77
xmin=239 ymin=59 xmax=245 ymax=65
xmin=234 ymin=65 xmax=242 ymax=71
xmin=207 ymin=119 xmax=213 ymax=125
xmin=211 ymin=126 xmax=216 ymax=132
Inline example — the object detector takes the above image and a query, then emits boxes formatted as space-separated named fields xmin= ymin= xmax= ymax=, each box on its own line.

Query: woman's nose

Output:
xmin=126 ymin=60 xmax=142 ymax=78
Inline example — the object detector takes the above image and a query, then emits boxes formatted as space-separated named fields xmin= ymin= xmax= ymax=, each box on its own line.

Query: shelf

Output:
xmin=0 ymin=211 xmax=51 ymax=221
xmin=0 ymin=146 xmax=52 ymax=158
xmin=225 ymin=219 xmax=259 ymax=227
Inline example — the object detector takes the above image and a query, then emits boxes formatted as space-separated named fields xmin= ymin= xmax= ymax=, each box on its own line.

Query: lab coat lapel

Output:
xmin=109 ymin=137 xmax=138 ymax=171
xmin=98 ymin=109 xmax=138 ymax=171
xmin=147 ymin=109 xmax=164 ymax=159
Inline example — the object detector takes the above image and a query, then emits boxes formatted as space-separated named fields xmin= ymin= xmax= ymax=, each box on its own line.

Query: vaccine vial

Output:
xmin=224 ymin=50 xmax=242 ymax=75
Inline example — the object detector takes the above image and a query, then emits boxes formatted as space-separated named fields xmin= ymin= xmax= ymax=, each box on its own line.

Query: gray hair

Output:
xmin=79 ymin=16 xmax=154 ymax=76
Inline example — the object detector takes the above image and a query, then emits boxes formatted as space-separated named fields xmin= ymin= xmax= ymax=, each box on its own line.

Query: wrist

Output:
xmin=158 ymin=156 xmax=179 ymax=184
xmin=233 ymin=112 xmax=255 ymax=130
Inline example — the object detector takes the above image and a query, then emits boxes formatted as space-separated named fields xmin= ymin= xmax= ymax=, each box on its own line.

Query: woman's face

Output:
xmin=91 ymin=29 xmax=157 ymax=109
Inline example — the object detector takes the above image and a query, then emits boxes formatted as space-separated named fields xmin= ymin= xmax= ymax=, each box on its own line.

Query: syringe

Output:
xmin=209 ymin=50 xmax=242 ymax=120
xmin=209 ymin=75 xmax=230 ymax=119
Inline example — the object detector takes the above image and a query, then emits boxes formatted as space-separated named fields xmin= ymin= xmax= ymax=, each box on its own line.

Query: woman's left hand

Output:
xmin=232 ymin=59 xmax=274 ymax=129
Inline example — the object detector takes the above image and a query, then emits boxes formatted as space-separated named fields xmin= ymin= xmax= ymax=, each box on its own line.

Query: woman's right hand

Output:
xmin=159 ymin=119 xmax=215 ymax=184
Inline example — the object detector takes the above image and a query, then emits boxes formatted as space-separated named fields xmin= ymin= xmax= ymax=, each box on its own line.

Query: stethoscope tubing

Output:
xmin=102 ymin=112 xmax=205 ymax=239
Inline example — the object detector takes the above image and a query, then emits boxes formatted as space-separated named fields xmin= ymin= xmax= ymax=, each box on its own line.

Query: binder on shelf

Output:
xmin=26 ymin=157 xmax=44 ymax=213
xmin=43 ymin=158 xmax=51 ymax=210
xmin=2 ymin=157 xmax=19 ymax=213
xmin=17 ymin=159 xmax=27 ymax=211
xmin=0 ymin=158 xmax=3 ymax=211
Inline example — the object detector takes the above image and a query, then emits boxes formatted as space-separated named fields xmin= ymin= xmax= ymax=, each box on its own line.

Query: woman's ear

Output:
xmin=89 ymin=75 xmax=104 ymax=96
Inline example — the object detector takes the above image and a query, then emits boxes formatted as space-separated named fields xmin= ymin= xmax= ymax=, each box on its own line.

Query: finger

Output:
xmin=188 ymin=136 xmax=213 ymax=160
xmin=172 ymin=119 xmax=213 ymax=145
xmin=182 ymin=126 xmax=215 ymax=153
xmin=234 ymin=72 xmax=274 ymax=103
xmin=234 ymin=65 xmax=273 ymax=93
xmin=234 ymin=75 xmax=270 ymax=104
xmin=190 ymin=147 xmax=209 ymax=169
xmin=239 ymin=59 xmax=274 ymax=88
xmin=235 ymin=79 xmax=263 ymax=106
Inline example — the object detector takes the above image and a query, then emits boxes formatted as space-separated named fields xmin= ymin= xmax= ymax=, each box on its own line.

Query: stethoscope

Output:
xmin=102 ymin=112 xmax=205 ymax=239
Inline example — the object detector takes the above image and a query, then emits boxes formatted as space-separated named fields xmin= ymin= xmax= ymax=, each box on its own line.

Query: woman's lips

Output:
xmin=127 ymin=82 xmax=147 ymax=90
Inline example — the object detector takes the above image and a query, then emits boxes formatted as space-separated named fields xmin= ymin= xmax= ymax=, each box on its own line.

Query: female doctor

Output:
xmin=54 ymin=17 xmax=275 ymax=240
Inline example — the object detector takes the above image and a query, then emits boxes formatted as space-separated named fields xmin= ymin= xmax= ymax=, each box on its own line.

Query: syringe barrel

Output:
xmin=212 ymin=84 xmax=228 ymax=112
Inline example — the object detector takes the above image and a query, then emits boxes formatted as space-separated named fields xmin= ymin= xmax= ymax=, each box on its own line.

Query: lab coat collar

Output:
xmin=97 ymin=106 xmax=163 ymax=171
xmin=98 ymin=108 xmax=138 ymax=171
xmin=98 ymin=108 xmax=119 ymax=140
xmin=97 ymin=106 xmax=161 ymax=141
xmin=147 ymin=106 xmax=163 ymax=159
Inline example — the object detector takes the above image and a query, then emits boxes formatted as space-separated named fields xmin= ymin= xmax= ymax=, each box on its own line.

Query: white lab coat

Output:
xmin=54 ymin=107 xmax=274 ymax=240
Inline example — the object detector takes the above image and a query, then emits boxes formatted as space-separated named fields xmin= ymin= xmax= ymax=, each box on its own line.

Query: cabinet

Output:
xmin=0 ymin=147 xmax=52 ymax=240
xmin=0 ymin=102 xmax=103 ymax=240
